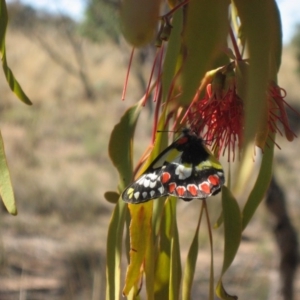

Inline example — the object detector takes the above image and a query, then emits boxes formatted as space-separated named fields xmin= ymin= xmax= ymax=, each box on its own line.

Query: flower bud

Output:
xmin=120 ymin=0 xmax=161 ymax=47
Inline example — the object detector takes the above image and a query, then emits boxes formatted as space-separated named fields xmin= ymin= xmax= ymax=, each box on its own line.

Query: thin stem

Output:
xmin=122 ymin=48 xmax=135 ymax=101
xmin=229 ymin=26 xmax=242 ymax=61
xmin=152 ymin=86 xmax=162 ymax=144
xmin=162 ymin=0 xmax=189 ymax=19
xmin=143 ymin=49 xmax=160 ymax=106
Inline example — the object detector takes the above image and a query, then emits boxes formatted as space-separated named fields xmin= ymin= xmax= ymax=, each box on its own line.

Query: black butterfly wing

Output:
xmin=122 ymin=162 xmax=225 ymax=203
xmin=122 ymin=166 xmax=169 ymax=203
xmin=122 ymin=129 xmax=225 ymax=204
xmin=122 ymin=138 xmax=183 ymax=204
xmin=159 ymin=162 xmax=225 ymax=201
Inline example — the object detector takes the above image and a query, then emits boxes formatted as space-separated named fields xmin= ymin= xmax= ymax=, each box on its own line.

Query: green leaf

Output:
xmin=154 ymin=198 xmax=173 ymax=299
xmin=180 ymin=0 xmax=229 ymax=106
xmin=162 ymin=8 xmax=183 ymax=102
xmin=0 ymin=131 xmax=17 ymax=215
xmin=216 ymin=281 xmax=238 ymax=300
xmin=169 ymin=198 xmax=181 ymax=300
xmin=242 ymin=137 xmax=274 ymax=230
xmin=108 ymin=101 xmax=142 ymax=190
xmin=104 ymin=191 xmax=120 ymax=204
xmin=216 ymin=186 xmax=241 ymax=300
xmin=145 ymin=215 xmax=155 ymax=300
xmin=123 ymin=202 xmax=153 ymax=296
xmin=220 ymin=186 xmax=242 ymax=275
xmin=182 ymin=203 xmax=203 ymax=300
xmin=0 ymin=0 xmax=32 ymax=105
xmin=266 ymin=0 xmax=282 ymax=79
xmin=233 ymin=0 xmax=273 ymax=146
xmin=106 ymin=101 xmax=142 ymax=300
xmin=105 ymin=200 xmax=128 ymax=300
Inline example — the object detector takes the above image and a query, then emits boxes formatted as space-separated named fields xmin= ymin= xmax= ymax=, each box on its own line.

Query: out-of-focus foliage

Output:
xmin=292 ymin=24 xmax=300 ymax=76
xmin=80 ymin=0 xmax=120 ymax=44
xmin=8 ymin=1 xmax=76 ymax=32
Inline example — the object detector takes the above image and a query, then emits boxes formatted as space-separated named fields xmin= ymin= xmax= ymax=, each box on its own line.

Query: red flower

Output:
xmin=267 ymin=81 xmax=296 ymax=142
xmin=188 ymin=80 xmax=244 ymax=161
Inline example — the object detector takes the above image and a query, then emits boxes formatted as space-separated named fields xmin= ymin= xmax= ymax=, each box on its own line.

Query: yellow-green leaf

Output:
xmin=123 ymin=202 xmax=153 ymax=296
xmin=154 ymin=198 xmax=173 ymax=299
xmin=162 ymin=8 xmax=183 ymax=103
xmin=106 ymin=200 xmax=128 ymax=300
xmin=104 ymin=191 xmax=120 ymax=204
xmin=106 ymin=101 xmax=142 ymax=300
xmin=233 ymin=0 xmax=273 ymax=147
xmin=108 ymin=101 xmax=142 ymax=190
xmin=220 ymin=186 xmax=241 ymax=274
xmin=0 ymin=131 xmax=17 ymax=215
xmin=216 ymin=186 xmax=241 ymax=300
xmin=216 ymin=281 xmax=238 ymax=300
xmin=242 ymin=136 xmax=274 ymax=230
xmin=0 ymin=0 xmax=32 ymax=105
xmin=169 ymin=198 xmax=181 ymax=300
xmin=180 ymin=0 xmax=229 ymax=106
xmin=267 ymin=0 xmax=282 ymax=79
xmin=182 ymin=203 xmax=203 ymax=300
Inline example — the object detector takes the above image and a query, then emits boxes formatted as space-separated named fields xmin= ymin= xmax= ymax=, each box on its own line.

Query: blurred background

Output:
xmin=0 ymin=0 xmax=299 ymax=299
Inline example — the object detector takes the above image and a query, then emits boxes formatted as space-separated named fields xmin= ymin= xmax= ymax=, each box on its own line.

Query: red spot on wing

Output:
xmin=208 ymin=175 xmax=220 ymax=186
xmin=161 ymin=172 xmax=171 ymax=183
xmin=176 ymin=186 xmax=186 ymax=196
xmin=176 ymin=136 xmax=188 ymax=145
xmin=168 ymin=182 xmax=176 ymax=193
xmin=199 ymin=182 xmax=211 ymax=194
xmin=187 ymin=184 xmax=198 ymax=196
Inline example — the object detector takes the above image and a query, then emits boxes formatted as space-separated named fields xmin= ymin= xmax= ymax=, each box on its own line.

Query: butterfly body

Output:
xmin=122 ymin=129 xmax=225 ymax=203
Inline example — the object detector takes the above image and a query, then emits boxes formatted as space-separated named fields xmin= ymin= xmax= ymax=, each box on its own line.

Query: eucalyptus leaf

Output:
xmin=180 ymin=0 xmax=229 ymax=106
xmin=0 ymin=131 xmax=17 ymax=215
xmin=0 ymin=0 xmax=32 ymax=105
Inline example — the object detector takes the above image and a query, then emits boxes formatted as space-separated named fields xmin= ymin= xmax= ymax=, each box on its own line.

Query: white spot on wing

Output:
xmin=150 ymin=190 xmax=155 ymax=197
xmin=142 ymin=192 xmax=147 ymax=198
xmin=150 ymin=181 xmax=157 ymax=188
xmin=148 ymin=173 xmax=158 ymax=180
xmin=143 ymin=179 xmax=150 ymax=187
xmin=175 ymin=165 xmax=192 ymax=180
xmin=158 ymin=186 xmax=164 ymax=194
xmin=134 ymin=192 xmax=140 ymax=199
xmin=137 ymin=176 xmax=145 ymax=185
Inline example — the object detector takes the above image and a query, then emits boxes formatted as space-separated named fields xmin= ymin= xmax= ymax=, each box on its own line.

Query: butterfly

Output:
xmin=122 ymin=129 xmax=225 ymax=203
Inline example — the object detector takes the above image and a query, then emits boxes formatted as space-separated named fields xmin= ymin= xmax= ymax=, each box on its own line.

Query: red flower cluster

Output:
xmin=267 ymin=81 xmax=296 ymax=142
xmin=188 ymin=82 xmax=244 ymax=161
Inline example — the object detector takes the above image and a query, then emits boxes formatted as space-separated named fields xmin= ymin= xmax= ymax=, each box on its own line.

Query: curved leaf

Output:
xmin=162 ymin=8 xmax=183 ymax=103
xmin=154 ymin=198 xmax=173 ymax=299
xmin=242 ymin=136 xmax=274 ymax=230
xmin=104 ymin=191 xmax=120 ymax=204
xmin=106 ymin=101 xmax=142 ymax=300
xmin=233 ymin=0 xmax=273 ymax=146
xmin=182 ymin=203 xmax=203 ymax=300
xmin=216 ymin=186 xmax=241 ymax=300
xmin=180 ymin=0 xmax=229 ymax=106
xmin=267 ymin=0 xmax=282 ymax=78
xmin=169 ymin=197 xmax=181 ymax=300
xmin=123 ymin=202 xmax=153 ymax=296
xmin=0 ymin=0 xmax=32 ymax=105
xmin=0 ymin=131 xmax=17 ymax=215
xmin=108 ymin=101 xmax=142 ymax=190
xmin=106 ymin=200 xmax=128 ymax=300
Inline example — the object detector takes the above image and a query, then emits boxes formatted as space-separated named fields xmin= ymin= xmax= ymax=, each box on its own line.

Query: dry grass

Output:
xmin=0 ymin=17 xmax=299 ymax=299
